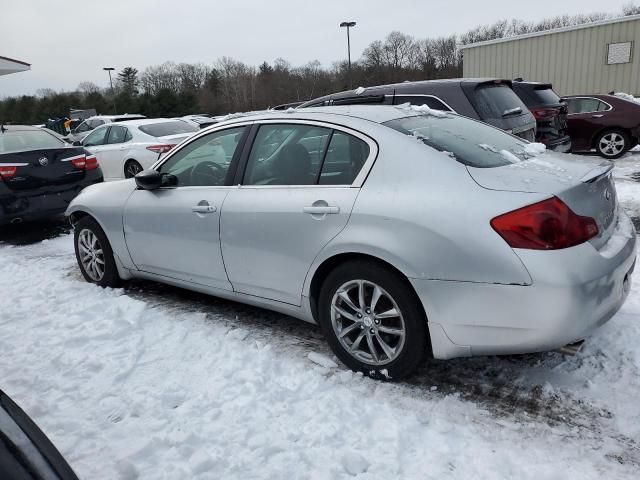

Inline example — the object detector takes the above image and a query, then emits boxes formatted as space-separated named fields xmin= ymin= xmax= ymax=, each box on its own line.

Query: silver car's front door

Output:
xmin=220 ymin=122 xmax=374 ymax=306
xmin=123 ymin=187 xmax=232 ymax=290
xmin=122 ymin=125 xmax=249 ymax=290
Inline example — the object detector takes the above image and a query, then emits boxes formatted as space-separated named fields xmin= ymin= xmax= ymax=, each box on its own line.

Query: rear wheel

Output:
xmin=595 ymin=129 xmax=630 ymax=159
xmin=124 ymin=160 xmax=143 ymax=178
xmin=318 ymin=261 xmax=427 ymax=380
xmin=74 ymin=216 xmax=122 ymax=288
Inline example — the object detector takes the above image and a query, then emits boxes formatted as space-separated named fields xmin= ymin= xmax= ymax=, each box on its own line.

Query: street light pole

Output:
xmin=103 ymin=67 xmax=116 ymax=114
xmin=340 ymin=21 xmax=356 ymax=89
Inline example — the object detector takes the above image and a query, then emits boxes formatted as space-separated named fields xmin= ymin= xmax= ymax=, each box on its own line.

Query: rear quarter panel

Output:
xmin=303 ymin=125 xmax=543 ymax=296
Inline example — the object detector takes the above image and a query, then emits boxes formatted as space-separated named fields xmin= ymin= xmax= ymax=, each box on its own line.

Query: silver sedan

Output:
xmin=66 ymin=105 xmax=636 ymax=379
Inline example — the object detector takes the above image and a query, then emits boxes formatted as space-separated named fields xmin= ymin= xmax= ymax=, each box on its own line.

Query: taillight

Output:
xmin=0 ymin=165 xmax=17 ymax=180
xmin=491 ymin=197 xmax=598 ymax=250
xmin=146 ymin=144 xmax=175 ymax=154
xmin=71 ymin=155 xmax=99 ymax=171
xmin=530 ymin=107 xmax=557 ymax=120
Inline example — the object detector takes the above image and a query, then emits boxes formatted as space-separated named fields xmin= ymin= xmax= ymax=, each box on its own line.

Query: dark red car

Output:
xmin=563 ymin=94 xmax=640 ymax=159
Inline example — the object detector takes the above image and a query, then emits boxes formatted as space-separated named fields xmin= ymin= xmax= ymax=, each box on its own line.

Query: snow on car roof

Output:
xmin=215 ymin=105 xmax=436 ymax=127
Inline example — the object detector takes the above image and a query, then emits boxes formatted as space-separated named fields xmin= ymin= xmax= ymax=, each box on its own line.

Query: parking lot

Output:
xmin=1 ymin=151 xmax=639 ymax=478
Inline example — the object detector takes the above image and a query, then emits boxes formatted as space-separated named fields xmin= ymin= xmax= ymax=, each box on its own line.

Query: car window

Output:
xmin=138 ymin=121 xmax=198 ymax=138
xmin=89 ymin=120 xmax=105 ymax=129
xmin=106 ymin=126 xmax=128 ymax=144
xmin=393 ymin=96 xmax=451 ymax=111
xmin=75 ymin=121 xmax=91 ymax=133
xmin=243 ymin=124 xmax=331 ymax=186
xmin=567 ymin=98 xmax=608 ymax=114
xmin=83 ymin=127 xmax=109 ymax=147
xmin=468 ymin=84 xmax=528 ymax=121
xmin=158 ymin=127 xmax=245 ymax=187
xmin=318 ymin=131 xmax=370 ymax=185
xmin=384 ymin=114 xmax=536 ymax=168
xmin=0 ymin=129 xmax=65 ymax=153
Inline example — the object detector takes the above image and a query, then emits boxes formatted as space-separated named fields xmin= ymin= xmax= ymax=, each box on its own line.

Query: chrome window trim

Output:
xmin=153 ymin=118 xmax=379 ymax=189
xmin=385 ymin=94 xmax=456 ymax=112
xmin=566 ymin=96 xmax=613 ymax=115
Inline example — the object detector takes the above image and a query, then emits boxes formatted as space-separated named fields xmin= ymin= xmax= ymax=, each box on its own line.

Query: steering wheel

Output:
xmin=189 ymin=161 xmax=226 ymax=186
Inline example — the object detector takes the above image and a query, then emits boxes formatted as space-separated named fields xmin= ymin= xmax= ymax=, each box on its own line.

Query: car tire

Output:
xmin=595 ymin=129 xmax=630 ymax=159
xmin=318 ymin=260 xmax=428 ymax=380
xmin=74 ymin=216 xmax=122 ymax=288
xmin=124 ymin=160 xmax=143 ymax=178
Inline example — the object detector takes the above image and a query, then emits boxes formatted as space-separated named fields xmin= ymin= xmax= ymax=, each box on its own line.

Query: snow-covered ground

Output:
xmin=2 ymin=154 xmax=640 ymax=479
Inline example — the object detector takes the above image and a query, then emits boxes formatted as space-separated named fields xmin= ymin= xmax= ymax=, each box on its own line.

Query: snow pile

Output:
xmin=523 ymin=142 xmax=546 ymax=156
xmin=499 ymin=149 xmax=521 ymax=164
xmin=2 ymin=221 xmax=640 ymax=477
xmin=396 ymin=103 xmax=450 ymax=118
xmin=614 ymin=92 xmax=640 ymax=104
xmin=479 ymin=143 xmax=499 ymax=153
xmin=354 ymin=86 xmax=366 ymax=95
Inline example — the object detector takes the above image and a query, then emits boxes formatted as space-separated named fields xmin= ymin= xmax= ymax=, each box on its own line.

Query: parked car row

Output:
xmin=298 ymin=78 xmax=640 ymax=159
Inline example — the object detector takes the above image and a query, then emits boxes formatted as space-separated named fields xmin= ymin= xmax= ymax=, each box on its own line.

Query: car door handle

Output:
xmin=303 ymin=206 xmax=340 ymax=215
xmin=192 ymin=204 xmax=217 ymax=213
xmin=592 ymin=114 xmax=604 ymax=118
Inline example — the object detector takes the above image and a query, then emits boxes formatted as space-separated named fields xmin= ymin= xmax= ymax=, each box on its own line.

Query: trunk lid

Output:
xmin=0 ymin=147 xmax=92 ymax=192
xmin=468 ymin=153 xmax=618 ymax=249
xmin=157 ymin=133 xmax=193 ymax=145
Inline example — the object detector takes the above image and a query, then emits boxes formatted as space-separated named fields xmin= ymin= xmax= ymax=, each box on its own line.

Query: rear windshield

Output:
xmin=138 ymin=121 xmax=198 ymax=138
xmin=469 ymin=84 xmax=528 ymax=121
xmin=384 ymin=113 xmax=540 ymax=168
xmin=0 ymin=129 xmax=64 ymax=154
xmin=515 ymin=85 xmax=561 ymax=107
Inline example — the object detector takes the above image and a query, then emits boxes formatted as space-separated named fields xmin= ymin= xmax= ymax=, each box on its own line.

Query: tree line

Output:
xmin=1 ymin=4 xmax=639 ymax=125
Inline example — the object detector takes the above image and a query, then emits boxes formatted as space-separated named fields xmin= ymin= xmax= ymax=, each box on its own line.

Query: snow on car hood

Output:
xmin=467 ymin=151 xmax=611 ymax=194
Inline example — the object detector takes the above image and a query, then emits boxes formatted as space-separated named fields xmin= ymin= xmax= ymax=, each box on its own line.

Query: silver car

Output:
xmin=66 ymin=106 xmax=636 ymax=379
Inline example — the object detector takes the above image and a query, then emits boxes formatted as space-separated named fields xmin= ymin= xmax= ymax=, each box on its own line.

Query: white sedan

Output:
xmin=79 ymin=119 xmax=198 ymax=180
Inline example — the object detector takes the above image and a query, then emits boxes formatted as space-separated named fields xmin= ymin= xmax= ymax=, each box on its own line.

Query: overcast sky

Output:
xmin=0 ymin=0 xmax=635 ymax=97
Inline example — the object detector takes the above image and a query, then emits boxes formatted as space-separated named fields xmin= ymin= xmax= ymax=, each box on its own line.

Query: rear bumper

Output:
xmin=412 ymin=211 xmax=636 ymax=360
xmin=543 ymin=135 xmax=572 ymax=153
xmin=0 ymin=173 xmax=102 ymax=225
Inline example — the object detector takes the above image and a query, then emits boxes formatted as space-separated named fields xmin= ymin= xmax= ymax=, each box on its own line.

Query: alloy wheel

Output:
xmin=330 ymin=279 xmax=406 ymax=366
xmin=78 ymin=229 xmax=105 ymax=282
xmin=599 ymin=132 xmax=625 ymax=157
xmin=125 ymin=162 xmax=142 ymax=178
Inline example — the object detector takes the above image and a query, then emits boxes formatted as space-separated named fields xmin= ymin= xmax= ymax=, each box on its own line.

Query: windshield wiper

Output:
xmin=502 ymin=107 xmax=522 ymax=117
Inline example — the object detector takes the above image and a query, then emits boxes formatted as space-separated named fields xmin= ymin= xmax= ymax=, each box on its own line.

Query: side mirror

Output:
xmin=72 ymin=140 xmax=81 ymax=146
xmin=134 ymin=170 xmax=177 ymax=190
xmin=135 ymin=170 xmax=163 ymax=190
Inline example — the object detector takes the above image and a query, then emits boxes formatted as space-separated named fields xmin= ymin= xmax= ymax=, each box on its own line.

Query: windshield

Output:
xmin=0 ymin=129 xmax=65 ymax=154
xmin=138 ymin=121 xmax=198 ymax=138
xmin=384 ymin=113 xmax=544 ymax=168
xmin=469 ymin=84 xmax=529 ymax=121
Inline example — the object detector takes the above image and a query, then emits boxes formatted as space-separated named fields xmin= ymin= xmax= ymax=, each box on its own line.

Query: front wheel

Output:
xmin=74 ymin=216 xmax=122 ymax=287
xmin=318 ymin=261 xmax=428 ymax=380
xmin=596 ymin=130 xmax=630 ymax=159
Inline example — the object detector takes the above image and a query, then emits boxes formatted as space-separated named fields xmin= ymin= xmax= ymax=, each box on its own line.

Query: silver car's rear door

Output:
xmin=221 ymin=186 xmax=359 ymax=305
xmin=220 ymin=121 xmax=376 ymax=306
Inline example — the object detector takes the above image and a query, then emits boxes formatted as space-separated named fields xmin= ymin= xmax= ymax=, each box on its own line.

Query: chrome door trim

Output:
xmin=152 ymin=118 xmax=379 ymax=189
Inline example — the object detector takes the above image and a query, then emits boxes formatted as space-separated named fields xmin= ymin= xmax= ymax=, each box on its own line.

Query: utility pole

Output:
xmin=340 ymin=21 xmax=356 ymax=89
xmin=103 ymin=67 xmax=116 ymax=113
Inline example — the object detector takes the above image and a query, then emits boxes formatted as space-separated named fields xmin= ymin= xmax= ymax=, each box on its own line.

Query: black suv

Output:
xmin=299 ymin=78 xmax=537 ymax=142
xmin=511 ymin=80 xmax=571 ymax=152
